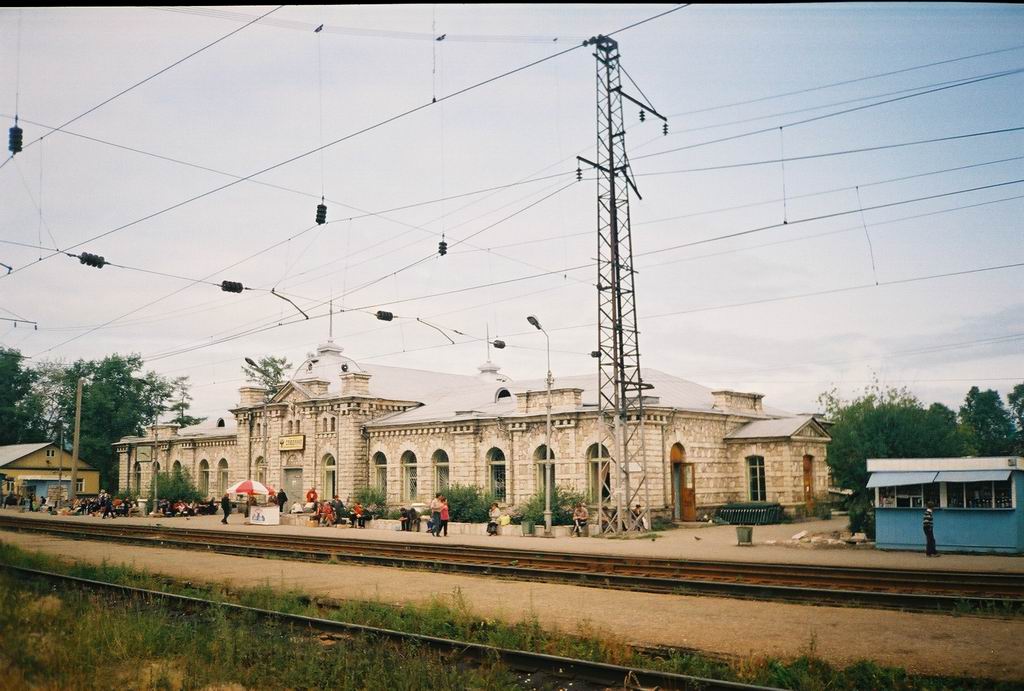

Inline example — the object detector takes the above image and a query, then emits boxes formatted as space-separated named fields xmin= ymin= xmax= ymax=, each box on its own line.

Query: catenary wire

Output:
xmin=2 ymin=4 xmax=691 ymax=279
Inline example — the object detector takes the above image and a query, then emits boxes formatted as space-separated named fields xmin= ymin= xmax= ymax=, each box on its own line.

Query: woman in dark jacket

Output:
xmin=220 ymin=493 xmax=232 ymax=524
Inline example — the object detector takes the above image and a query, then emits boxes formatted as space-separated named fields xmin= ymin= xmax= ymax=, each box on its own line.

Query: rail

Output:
xmin=1 ymin=515 xmax=1021 ymax=613
xmin=1 ymin=563 xmax=777 ymax=691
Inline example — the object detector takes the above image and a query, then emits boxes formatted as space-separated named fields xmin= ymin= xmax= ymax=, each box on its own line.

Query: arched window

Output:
xmin=172 ymin=460 xmax=182 ymax=474
xmin=330 ymin=417 xmax=336 ymax=432
xmin=432 ymin=450 xmax=450 ymax=494
xmin=256 ymin=422 xmax=261 ymax=437
xmin=295 ymin=419 xmax=301 ymax=433
xmin=287 ymin=420 xmax=294 ymax=434
xmin=495 ymin=388 xmax=512 ymax=402
xmin=533 ymin=445 xmax=555 ymax=498
xmin=133 ymin=461 xmax=142 ymax=493
xmin=401 ymin=450 xmax=418 ymax=501
xmin=486 ymin=448 xmax=507 ymax=502
xmin=216 ymin=418 xmax=225 ymax=428
xmin=746 ymin=455 xmax=766 ymax=502
xmin=254 ymin=457 xmax=266 ymax=485
xmin=322 ymin=454 xmax=336 ymax=498
xmin=199 ymin=459 xmax=210 ymax=495
xmin=217 ymin=459 xmax=229 ymax=495
xmin=586 ymin=443 xmax=611 ymax=503
xmin=373 ymin=452 xmax=387 ymax=490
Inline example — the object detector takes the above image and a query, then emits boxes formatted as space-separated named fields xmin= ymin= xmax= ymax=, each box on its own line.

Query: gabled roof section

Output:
xmin=725 ymin=415 xmax=831 ymax=442
xmin=0 ymin=443 xmax=52 ymax=467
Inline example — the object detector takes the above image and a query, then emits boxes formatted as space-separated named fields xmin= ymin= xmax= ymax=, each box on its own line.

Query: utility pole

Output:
xmin=56 ymin=421 xmax=64 ymax=508
xmin=70 ymin=377 xmax=84 ymax=502
xmin=151 ymin=396 xmax=163 ymax=516
xmin=578 ymin=35 xmax=665 ymax=534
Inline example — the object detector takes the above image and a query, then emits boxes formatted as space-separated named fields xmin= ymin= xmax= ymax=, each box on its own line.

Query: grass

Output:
xmin=0 ymin=543 xmax=1020 ymax=690
xmin=0 ymin=573 xmax=522 ymax=691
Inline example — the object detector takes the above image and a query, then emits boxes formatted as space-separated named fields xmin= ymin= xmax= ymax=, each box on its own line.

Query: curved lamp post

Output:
xmin=527 ymin=315 xmax=553 ymax=536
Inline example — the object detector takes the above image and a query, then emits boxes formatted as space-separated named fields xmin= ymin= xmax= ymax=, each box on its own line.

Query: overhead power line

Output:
xmin=11 ymin=6 xmax=284 ymax=158
xmin=671 ymin=42 xmax=1024 ymax=117
xmin=129 ymin=174 xmax=1024 ymax=363
xmin=3 ymin=4 xmax=691 ymax=280
xmin=636 ymin=126 xmax=1024 ymax=174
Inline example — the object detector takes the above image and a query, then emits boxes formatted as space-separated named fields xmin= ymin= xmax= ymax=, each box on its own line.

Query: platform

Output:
xmin=4 ymin=509 xmax=1022 ymax=573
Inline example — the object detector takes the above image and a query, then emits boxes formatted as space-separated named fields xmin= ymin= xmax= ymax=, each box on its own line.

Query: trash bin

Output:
xmin=736 ymin=525 xmax=753 ymax=545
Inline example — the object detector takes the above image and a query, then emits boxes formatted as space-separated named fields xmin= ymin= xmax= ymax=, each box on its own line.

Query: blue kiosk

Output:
xmin=867 ymin=456 xmax=1023 ymax=554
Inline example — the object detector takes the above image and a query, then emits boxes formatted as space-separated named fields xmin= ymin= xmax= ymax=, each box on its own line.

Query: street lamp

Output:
xmin=245 ymin=357 xmax=271 ymax=492
xmin=527 ymin=314 xmax=553 ymax=536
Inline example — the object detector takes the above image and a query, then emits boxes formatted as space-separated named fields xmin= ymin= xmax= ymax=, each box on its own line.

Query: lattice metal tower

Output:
xmin=578 ymin=35 xmax=665 ymax=534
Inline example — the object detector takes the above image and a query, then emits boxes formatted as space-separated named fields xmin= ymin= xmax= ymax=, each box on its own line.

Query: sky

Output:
xmin=1 ymin=4 xmax=1022 ymax=423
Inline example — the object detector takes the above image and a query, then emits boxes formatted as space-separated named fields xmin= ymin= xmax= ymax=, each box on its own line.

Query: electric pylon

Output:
xmin=578 ymin=35 xmax=666 ymax=534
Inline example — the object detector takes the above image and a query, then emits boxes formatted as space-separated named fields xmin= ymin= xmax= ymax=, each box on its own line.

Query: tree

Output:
xmin=820 ymin=385 xmax=966 ymax=498
xmin=0 ymin=348 xmax=45 ymax=444
xmin=959 ymin=386 xmax=1015 ymax=456
xmin=167 ymin=376 xmax=205 ymax=429
xmin=47 ymin=354 xmax=173 ymax=491
xmin=1006 ymin=383 xmax=1024 ymax=454
xmin=241 ymin=355 xmax=292 ymax=400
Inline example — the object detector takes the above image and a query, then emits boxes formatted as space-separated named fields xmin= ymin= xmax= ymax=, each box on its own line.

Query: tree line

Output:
xmin=0 ymin=348 xmax=207 ymax=490
xmin=821 ymin=381 xmax=1023 ymax=533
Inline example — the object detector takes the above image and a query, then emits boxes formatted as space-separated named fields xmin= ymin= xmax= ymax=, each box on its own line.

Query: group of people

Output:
xmin=427 ymin=493 xmax=451 ymax=537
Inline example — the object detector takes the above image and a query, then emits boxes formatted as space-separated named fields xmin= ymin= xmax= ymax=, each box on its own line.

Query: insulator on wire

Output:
xmin=590 ymin=350 xmax=600 ymax=359
xmin=78 ymin=252 xmax=106 ymax=269
xmin=220 ymin=280 xmax=244 ymax=293
xmin=639 ymin=110 xmax=646 ymax=122
xmin=576 ymin=166 xmax=582 ymax=182
xmin=315 ymin=202 xmax=327 ymax=225
xmin=492 ymin=339 xmax=506 ymax=350
xmin=438 ymin=239 xmax=447 ymax=256
xmin=375 ymin=310 xmax=394 ymax=322
xmin=8 ymin=125 xmax=23 ymax=155
xmin=663 ymin=122 xmax=668 ymax=136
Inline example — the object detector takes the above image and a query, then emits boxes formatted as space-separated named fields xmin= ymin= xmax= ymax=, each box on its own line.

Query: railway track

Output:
xmin=2 ymin=515 xmax=1022 ymax=612
xmin=1 ymin=563 xmax=777 ymax=691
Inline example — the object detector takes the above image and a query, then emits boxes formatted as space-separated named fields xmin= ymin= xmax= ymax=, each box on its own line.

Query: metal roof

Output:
xmin=724 ymin=416 xmax=823 ymax=440
xmin=0 ymin=443 xmax=53 ymax=467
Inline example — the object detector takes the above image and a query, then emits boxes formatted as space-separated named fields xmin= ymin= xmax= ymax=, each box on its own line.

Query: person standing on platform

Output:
xmin=306 ymin=487 xmax=319 ymax=507
xmin=220 ymin=493 xmax=231 ymax=525
xmin=429 ymin=493 xmax=443 ymax=537
xmin=408 ymin=505 xmax=419 ymax=532
xmin=438 ymin=496 xmax=450 ymax=537
xmin=276 ymin=487 xmax=288 ymax=513
xmin=923 ymin=501 xmax=938 ymax=557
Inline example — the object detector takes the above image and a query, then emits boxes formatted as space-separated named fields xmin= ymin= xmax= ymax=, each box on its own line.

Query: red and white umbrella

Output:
xmin=225 ymin=479 xmax=272 ymax=495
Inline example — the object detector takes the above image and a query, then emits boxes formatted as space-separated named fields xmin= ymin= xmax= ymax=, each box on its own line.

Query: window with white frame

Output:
xmin=432 ymin=450 xmax=450 ymax=494
xmin=746 ymin=456 xmax=766 ymax=501
xmin=946 ymin=480 xmax=1012 ymax=509
xmin=487 ymin=448 xmax=506 ymax=502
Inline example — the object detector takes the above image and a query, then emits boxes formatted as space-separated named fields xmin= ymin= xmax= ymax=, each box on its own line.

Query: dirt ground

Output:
xmin=2 ymin=529 xmax=1022 ymax=683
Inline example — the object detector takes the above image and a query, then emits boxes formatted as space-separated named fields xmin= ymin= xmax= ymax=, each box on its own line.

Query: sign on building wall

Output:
xmin=279 ymin=435 xmax=305 ymax=452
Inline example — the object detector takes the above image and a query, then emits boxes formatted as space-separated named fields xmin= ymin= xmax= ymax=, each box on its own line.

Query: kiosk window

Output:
xmin=945 ymin=480 xmax=1012 ymax=509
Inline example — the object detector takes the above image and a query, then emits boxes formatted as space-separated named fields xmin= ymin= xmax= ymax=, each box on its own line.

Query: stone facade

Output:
xmin=115 ymin=341 xmax=831 ymax=518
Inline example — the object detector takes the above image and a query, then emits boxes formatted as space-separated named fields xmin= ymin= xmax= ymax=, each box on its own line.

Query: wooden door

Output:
xmin=802 ymin=455 xmax=814 ymax=508
xmin=681 ymin=463 xmax=697 ymax=521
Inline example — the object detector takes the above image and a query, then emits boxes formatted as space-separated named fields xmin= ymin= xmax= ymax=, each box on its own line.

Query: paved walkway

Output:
xmin=2 ymin=529 xmax=1022 ymax=683
xmin=6 ymin=510 xmax=1024 ymax=572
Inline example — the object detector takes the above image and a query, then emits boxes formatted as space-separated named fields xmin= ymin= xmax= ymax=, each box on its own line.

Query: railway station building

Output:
xmin=115 ymin=340 xmax=831 ymax=520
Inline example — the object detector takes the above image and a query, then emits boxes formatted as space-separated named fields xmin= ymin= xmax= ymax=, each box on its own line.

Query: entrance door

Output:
xmin=284 ymin=468 xmax=303 ymax=506
xmin=803 ymin=455 xmax=815 ymax=508
xmin=670 ymin=443 xmax=697 ymax=522
xmin=680 ymin=464 xmax=697 ymax=521
xmin=672 ymin=464 xmax=683 ymax=521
